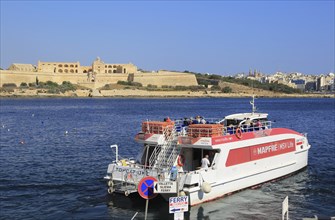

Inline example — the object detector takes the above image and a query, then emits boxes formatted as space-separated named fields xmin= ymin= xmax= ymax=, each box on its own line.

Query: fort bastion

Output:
xmin=0 ymin=57 xmax=198 ymax=89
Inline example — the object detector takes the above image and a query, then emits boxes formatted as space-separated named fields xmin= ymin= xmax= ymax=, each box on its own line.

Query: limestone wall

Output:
xmin=0 ymin=70 xmax=128 ymax=88
xmin=0 ymin=70 xmax=197 ymax=88
xmin=0 ymin=70 xmax=86 ymax=86
xmin=133 ymin=71 xmax=198 ymax=87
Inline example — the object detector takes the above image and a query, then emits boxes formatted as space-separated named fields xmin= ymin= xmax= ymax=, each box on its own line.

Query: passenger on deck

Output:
xmin=201 ymin=155 xmax=211 ymax=170
xmin=196 ymin=116 xmax=201 ymax=124
xmin=244 ymin=118 xmax=252 ymax=132
xmin=249 ymin=122 xmax=255 ymax=131
xmin=255 ymin=120 xmax=262 ymax=130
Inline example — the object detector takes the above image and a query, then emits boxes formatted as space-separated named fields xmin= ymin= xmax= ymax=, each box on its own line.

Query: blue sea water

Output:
xmin=0 ymin=98 xmax=334 ymax=220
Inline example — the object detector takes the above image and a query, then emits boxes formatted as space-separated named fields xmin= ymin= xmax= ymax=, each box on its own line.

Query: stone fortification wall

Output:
xmin=1 ymin=70 xmax=87 ymax=85
xmin=0 ymin=70 xmax=128 ymax=88
xmin=133 ymin=71 xmax=198 ymax=87
xmin=0 ymin=70 xmax=197 ymax=88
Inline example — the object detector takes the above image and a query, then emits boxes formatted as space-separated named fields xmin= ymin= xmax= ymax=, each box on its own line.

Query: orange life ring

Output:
xmin=235 ymin=127 xmax=242 ymax=139
xmin=177 ymin=154 xmax=185 ymax=167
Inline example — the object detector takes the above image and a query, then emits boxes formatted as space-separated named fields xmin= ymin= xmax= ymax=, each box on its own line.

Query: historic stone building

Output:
xmin=38 ymin=61 xmax=80 ymax=73
xmin=37 ymin=57 xmax=138 ymax=74
xmin=1 ymin=57 xmax=198 ymax=89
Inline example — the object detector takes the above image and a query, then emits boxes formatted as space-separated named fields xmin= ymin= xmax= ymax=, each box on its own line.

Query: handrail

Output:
xmin=183 ymin=120 xmax=273 ymax=137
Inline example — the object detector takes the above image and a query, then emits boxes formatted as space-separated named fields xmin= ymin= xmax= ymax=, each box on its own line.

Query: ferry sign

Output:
xmin=169 ymin=196 xmax=189 ymax=213
xmin=154 ymin=181 xmax=177 ymax=193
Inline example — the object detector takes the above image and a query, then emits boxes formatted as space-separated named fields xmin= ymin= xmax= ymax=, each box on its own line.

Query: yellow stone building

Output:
xmin=0 ymin=57 xmax=198 ymax=89
xmin=37 ymin=57 xmax=138 ymax=74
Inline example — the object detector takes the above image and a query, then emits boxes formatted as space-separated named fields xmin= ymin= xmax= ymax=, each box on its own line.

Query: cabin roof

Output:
xmin=224 ymin=113 xmax=268 ymax=121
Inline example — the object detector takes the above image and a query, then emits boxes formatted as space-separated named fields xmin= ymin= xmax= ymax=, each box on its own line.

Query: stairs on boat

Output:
xmin=148 ymin=125 xmax=180 ymax=172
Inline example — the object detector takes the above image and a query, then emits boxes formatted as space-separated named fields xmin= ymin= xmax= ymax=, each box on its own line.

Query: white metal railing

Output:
xmin=154 ymin=126 xmax=179 ymax=170
xmin=148 ymin=125 xmax=178 ymax=170
xmin=181 ymin=120 xmax=273 ymax=137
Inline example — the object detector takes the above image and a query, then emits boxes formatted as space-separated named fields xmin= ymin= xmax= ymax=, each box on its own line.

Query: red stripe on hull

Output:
xmin=212 ymin=128 xmax=302 ymax=146
xmin=226 ymin=138 xmax=295 ymax=167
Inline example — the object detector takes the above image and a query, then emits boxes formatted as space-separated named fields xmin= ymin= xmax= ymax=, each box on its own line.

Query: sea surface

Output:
xmin=0 ymin=98 xmax=334 ymax=220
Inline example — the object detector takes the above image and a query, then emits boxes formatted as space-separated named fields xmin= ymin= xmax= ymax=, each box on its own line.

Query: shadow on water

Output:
xmin=105 ymin=193 xmax=174 ymax=220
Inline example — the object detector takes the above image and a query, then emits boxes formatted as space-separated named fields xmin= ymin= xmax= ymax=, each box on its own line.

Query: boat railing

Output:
xmin=141 ymin=118 xmax=272 ymax=138
xmin=180 ymin=120 xmax=273 ymax=138
xmin=187 ymin=124 xmax=224 ymax=138
xmin=226 ymin=120 xmax=272 ymax=134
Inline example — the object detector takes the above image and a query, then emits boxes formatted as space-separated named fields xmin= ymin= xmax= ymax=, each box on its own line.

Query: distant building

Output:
xmin=305 ymin=81 xmax=316 ymax=91
xmin=291 ymin=79 xmax=305 ymax=91
xmin=37 ymin=57 xmax=138 ymax=74
xmin=316 ymin=75 xmax=326 ymax=91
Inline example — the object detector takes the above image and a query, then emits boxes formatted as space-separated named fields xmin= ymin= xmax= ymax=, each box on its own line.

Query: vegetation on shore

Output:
xmin=101 ymin=81 xmax=233 ymax=93
xmin=194 ymin=73 xmax=302 ymax=94
xmin=1 ymin=81 xmax=80 ymax=94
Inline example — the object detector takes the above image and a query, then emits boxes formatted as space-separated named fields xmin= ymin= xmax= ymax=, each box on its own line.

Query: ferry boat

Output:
xmin=104 ymin=97 xmax=311 ymax=206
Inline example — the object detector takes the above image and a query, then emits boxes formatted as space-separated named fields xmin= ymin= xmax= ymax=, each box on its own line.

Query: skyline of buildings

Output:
xmin=2 ymin=58 xmax=334 ymax=92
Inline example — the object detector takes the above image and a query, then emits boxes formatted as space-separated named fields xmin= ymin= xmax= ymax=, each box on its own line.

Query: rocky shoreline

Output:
xmin=0 ymin=88 xmax=333 ymax=98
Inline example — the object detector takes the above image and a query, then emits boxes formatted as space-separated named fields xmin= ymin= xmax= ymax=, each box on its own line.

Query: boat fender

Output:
xmin=177 ymin=154 xmax=185 ymax=167
xmin=107 ymin=180 xmax=114 ymax=187
xmin=108 ymin=187 xmax=114 ymax=194
xmin=125 ymin=190 xmax=130 ymax=196
xmin=179 ymin=191 xmax=186 ymax=196
xmin=235 ymin=128 xmax=242 ymax=139
xmin=202 ymin=182 xmax=211 ymax=193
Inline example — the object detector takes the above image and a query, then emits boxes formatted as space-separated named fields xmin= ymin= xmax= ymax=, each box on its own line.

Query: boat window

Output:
xmin=189 ymin=148 xmax=220 ymax=171
xmin=225 ymin=119 xmax=241 ymax=127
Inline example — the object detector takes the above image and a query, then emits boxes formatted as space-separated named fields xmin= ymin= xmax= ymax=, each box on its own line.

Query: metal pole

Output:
xmin=131 ymin=212 xmax=138 ymax=220
xmin=145 ymin=145 xmax=149 ymax=171
xmin=144 ymin=199 xmax=149 ymax=220
xmin=177 ymin=172 xmax=180 ymax=197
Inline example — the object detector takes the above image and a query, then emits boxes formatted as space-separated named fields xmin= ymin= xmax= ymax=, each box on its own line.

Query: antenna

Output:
xmin=250 ymin=95 xmax=257 ymax=114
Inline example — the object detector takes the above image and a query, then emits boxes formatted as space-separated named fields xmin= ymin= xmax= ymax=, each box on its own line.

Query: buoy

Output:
xmin=65 ymin=131 xmax=68 ymax=135
xmin=19 ymin=140 xmax=25 ymax=144
xmin=202 ymin=182 xmax=211 ymax=193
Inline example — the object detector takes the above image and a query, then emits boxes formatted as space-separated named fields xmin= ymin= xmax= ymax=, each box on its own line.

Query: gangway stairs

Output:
xmin=148 ymin=125 xmax=180 ymax=173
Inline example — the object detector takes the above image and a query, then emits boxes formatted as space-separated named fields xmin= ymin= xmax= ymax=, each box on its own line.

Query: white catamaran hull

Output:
xmin=170 ymin=132 xmax=310 ymax=206
xmin=105 ymin=97 xmax=311 ymax=207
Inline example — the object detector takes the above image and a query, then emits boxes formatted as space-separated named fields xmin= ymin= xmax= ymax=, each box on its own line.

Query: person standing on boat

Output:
xmin=201 ymin=155 xmax=210 ymax=170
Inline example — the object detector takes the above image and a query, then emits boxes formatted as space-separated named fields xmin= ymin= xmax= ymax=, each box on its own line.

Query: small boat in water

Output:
xmin=104 ymin=97 xmax=311 ymax=206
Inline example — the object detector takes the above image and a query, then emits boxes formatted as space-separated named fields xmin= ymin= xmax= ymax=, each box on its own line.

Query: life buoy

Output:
xmin=177 ymin=154 xmax=185 ymax=167
xmin=235 ymin=128 xmax=242 ymax=139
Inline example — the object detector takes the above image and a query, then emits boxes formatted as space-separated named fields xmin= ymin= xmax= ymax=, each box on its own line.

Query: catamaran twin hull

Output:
xmin=175 ymin=128 xmax=309 ymax=205
xmin=106 ymin=127 xmax=310 ymax=206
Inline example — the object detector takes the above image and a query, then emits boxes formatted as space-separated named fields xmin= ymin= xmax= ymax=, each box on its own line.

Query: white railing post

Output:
xmin=282 ymin=196 xmax=289 ymax=220
xmin=110 ymin=144 xmax=118 ymax=162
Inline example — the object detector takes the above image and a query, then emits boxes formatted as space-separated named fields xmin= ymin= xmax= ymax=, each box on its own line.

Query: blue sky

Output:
xmin=1 ymin=1 xmax=334 ymax=75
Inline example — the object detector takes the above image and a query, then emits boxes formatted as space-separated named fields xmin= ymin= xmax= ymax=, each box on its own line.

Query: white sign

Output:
xmin=169 ymin=196 xmax=189 ymax=213
xmin=174 ymin=212 xmax=184 ymax=220
xmin=154 ymin=181 xmax=177 ymax=193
